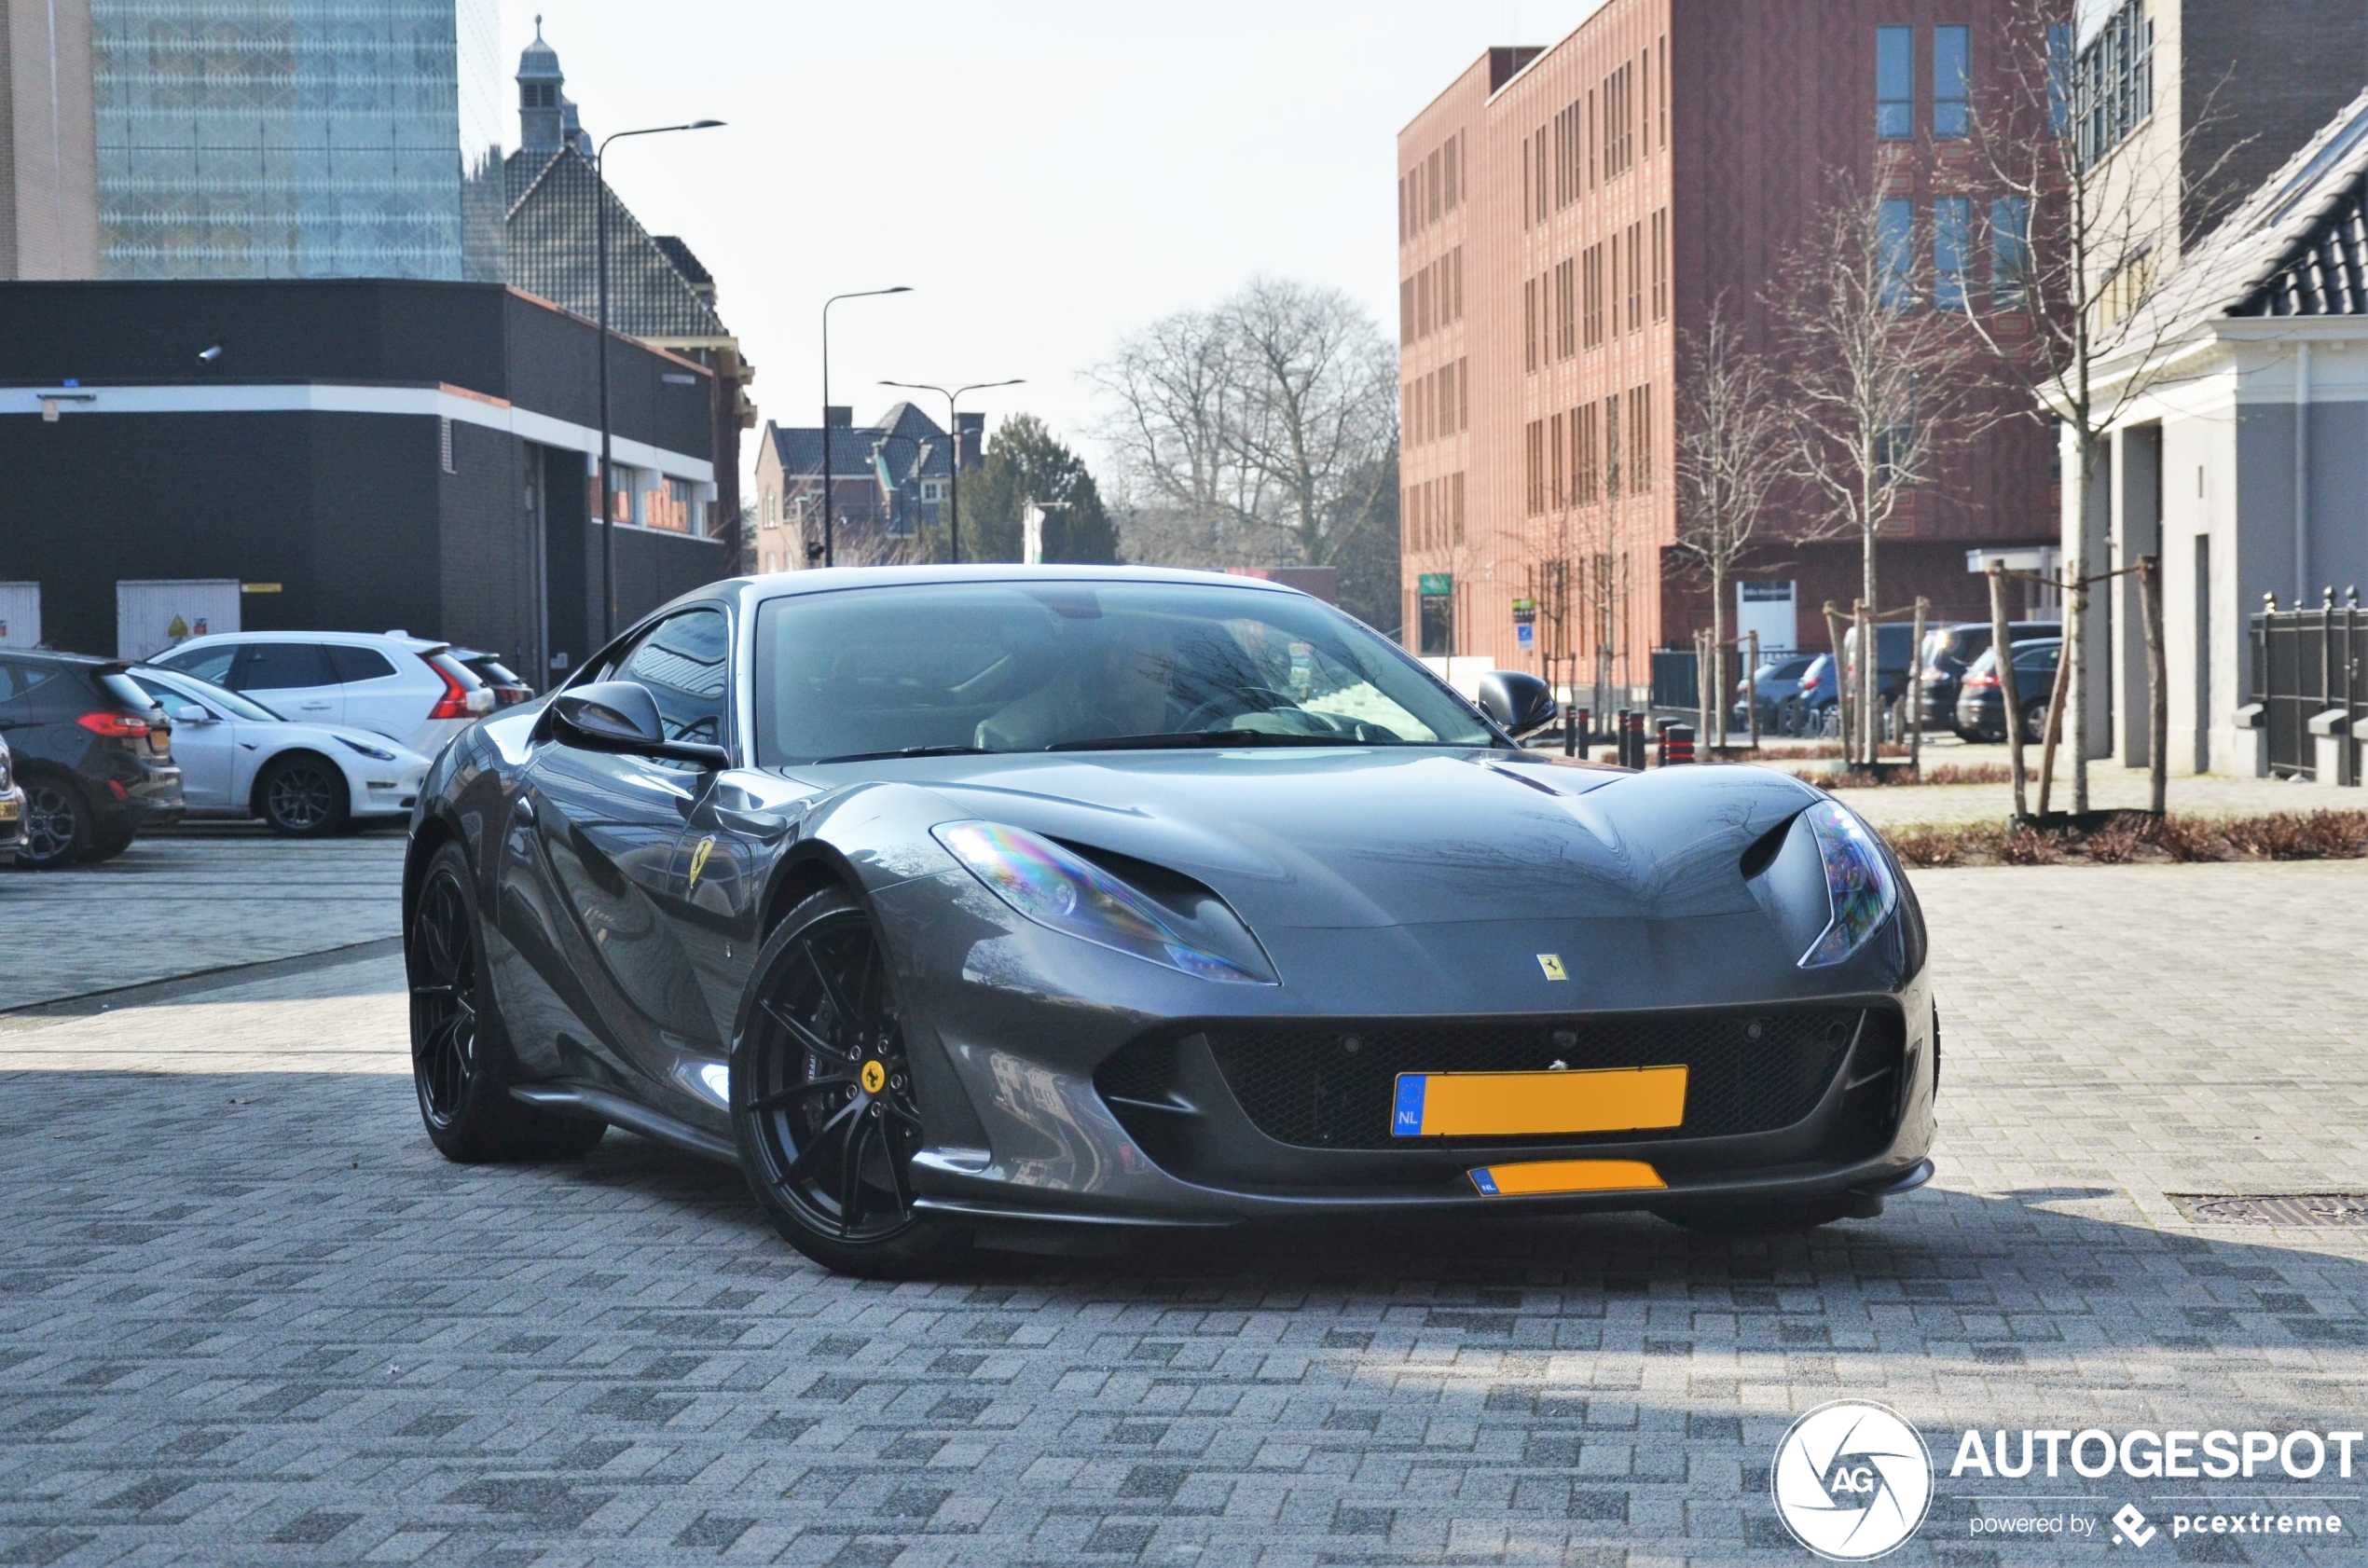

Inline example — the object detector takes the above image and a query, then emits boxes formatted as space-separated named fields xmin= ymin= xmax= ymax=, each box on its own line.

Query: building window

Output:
xmin=1525 ymin=278 xmax=1539 ymax=372
xmin=1398 ymin=174 xmax=1409 ymax=241
xmin=1879 ymin=198 xmax=1915 ymax=309
xmin=1660 ymin=34 xmax=1669 ymax=148
xmin=1452 ymin=247 xmax=1464 ymax=320
xmin=1573 ymin=403 xmax=1599 ymax=505
xmin=1990 ymin=196 xmax=2031 ymax=309
xmin=1934 ymin=196 xmax=1972 ymax=309
xmin=1651 ymin=209 xmax=1669 ymax=321
xmin=1556 ymin=258 xmax=1576 ymax=359
xmin=1427 ymin=148 xmax=1442 ymax=223
xmin=1550 ymin=411 xmax=1566 ymax=507
xmin=1418 ymin=264 xmax=1433 ymax=337
xmin=1399 ymin=276 xmax=1413 ymax=344
xmin=1555 ymin=101 xmax=1582 ymax=208
xmin=2047 ymin=22 xmax=2073 ymax=134
xmin=438 ymin=417 xmax=455 ymax=474
xmin=1588 ymin=89 xmax=1597 ymax=187
xmin=1604 ymin=64 xmax=1634 ymax=177
xmin=1877 ymin=26 xmax=1914 ymax=140
xmin=1443 ymin=132 xmax=1460 ymax=210
xmin=2076 ymin=0 xmax=2152 ymax=168
xmin=1535 ymin=126 xmax=1549 ymax=221
xmin=1583 ymin=243 xmax=1604 ymax=348
xmin=1452 ymin=472 xmax=1465 ymax=543
xmin=1627 ymin=222 xmax=1644 ymax=332
xmin=1525 ymin=420 xmax=1545 ymax=514
xmin=1629 ymin=386 xmax=1653 ymax=492
xmin=1604 ymin=395 xmax=1620 ymax=501
xmin=1934 ymin=25 xmax=1970 ymax=139
xmin=1609 ymin=238 xmax=1620 ymax=337
xmin=1457 ymin=357 xmax=1468 ymax=431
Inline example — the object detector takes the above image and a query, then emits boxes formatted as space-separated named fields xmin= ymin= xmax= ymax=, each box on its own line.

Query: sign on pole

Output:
xmin=1418 ymin=573 xmax=1453 ymax=598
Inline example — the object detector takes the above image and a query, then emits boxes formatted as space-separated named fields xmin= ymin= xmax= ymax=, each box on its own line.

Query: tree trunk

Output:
xmin=1855 ymin=600 xmax=1875 ymax=767
xmin=1909 ymin=598 xmax=1927 ymax=774
xmin=2035 ymin=625 xmax=2073 ymax=817
xmin=1711 ymin=563 xmax=1728 ymax=750
xmin=2141 ymin=553 xmax=2167 ymax=814
xmin=1747 ymin=631 xmax=1761 ymax=750
xmin=1989 ymin=564 xmax=2029 ymax=820
xmin=2066 ymin=433 xmax=2101 ymax=814
xmin=1824 ymin=601 xmax=1849 ymax=748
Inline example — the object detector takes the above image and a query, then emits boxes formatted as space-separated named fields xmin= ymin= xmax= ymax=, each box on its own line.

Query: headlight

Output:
xmin=337 ymin=736 xmax=398 ymax=762
xmin=933 ymin=819 xmax=1269 ymax=983
xmin=1797 ymin=799 xmax=1898 ymax=969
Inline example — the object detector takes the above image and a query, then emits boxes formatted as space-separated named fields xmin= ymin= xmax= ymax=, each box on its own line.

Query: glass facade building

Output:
xmin=91 ymin=0 xmax=503 ymax=281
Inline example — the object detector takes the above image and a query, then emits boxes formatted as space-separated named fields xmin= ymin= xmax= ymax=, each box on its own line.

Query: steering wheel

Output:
xmin=1179 ymin=685 xmax=1302 ymax=734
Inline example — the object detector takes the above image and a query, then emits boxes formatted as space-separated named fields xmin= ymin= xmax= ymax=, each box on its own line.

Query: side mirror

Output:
xmin=1477 ymin=669 xmax=1559 ymax=740
xmin=550 ymin=680 xmax=731 ymax=770
xmin=168 ymin=702 xmax=213 ymax=723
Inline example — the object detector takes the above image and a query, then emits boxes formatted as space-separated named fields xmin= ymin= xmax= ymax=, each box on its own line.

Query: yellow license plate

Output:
xmin=1391 ymin=1065 xmax=1687 ymax=1138
xmin=1469 ymin=1159 xmax=1667 ymax=1196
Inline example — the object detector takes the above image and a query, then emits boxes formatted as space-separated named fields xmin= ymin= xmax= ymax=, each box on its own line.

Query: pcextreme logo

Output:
xmin=1771 ymin=1401 xmax=1935 ymax=1561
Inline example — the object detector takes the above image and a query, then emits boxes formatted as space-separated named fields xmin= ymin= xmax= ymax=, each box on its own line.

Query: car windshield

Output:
xmin=752 ymin=579 xmax=1498 ymax=765
xmin=131 ymin=669 xmax=285 ymax=722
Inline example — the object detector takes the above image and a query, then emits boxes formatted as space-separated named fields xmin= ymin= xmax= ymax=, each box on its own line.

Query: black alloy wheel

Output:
xmin=259 ymin=753 xmax=349 ymax=837
xmin=734 ymin=887 xmax=961 ymax=1276
xmin=18 ymin=775 xmax=91 ymax=870
xmin=407 ymin=840 xmax=604 ymax=1162
xmin=2022 ymin=700 xmax=2051 ymax=747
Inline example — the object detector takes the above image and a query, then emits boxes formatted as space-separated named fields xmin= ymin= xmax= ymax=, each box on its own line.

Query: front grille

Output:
xmin=1128 ymin=1008 xmax=1868 ymax=1150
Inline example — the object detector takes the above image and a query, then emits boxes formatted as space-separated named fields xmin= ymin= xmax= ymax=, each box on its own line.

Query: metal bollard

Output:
xmin=1618 ymin=709 xmax=1647 ymax=769
xmin=1661 ymin=723 xmax=1697 ymax=765
xmin=1566 ymin=708 xmax=1590 ymax=759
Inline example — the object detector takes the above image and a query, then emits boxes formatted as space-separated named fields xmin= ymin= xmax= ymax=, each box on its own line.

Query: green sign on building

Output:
xmin=1418 ymin=573 xmax=1454 ymax=598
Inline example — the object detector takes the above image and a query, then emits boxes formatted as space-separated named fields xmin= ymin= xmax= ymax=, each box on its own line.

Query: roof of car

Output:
xmin=0 ymin=648 xmax=123 ymax=670
xmin=165 ymin=629 xmax=447 ymax=653
xmin=729 ymin=564 xmax=1304 ymax=602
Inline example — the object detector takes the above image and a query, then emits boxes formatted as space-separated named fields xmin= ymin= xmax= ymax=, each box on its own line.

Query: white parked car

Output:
xmin=127 ymin=667 xmax=432 ymax=837
xmin=149 ymin=630 xmax=494 ymax=758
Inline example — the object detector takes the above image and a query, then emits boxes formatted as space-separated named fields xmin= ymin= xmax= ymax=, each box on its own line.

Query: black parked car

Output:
xmin=1920 ymin=621 xmax=2061 ymax=736
xmin=1954 ymin=640 xmax=2062 ymax=744
xmin=1785 ymin=653 xmax=1840 ymax=736
xmin=451 ymin=648 xmax=534 ymax=708
xmin=1732 ymin=653 xmax=1817 ymax=733
xmin=0 ymin=651 xmax=185 ymax=868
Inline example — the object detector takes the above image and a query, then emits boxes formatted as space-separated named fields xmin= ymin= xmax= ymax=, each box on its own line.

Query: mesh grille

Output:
xmin=1172 ymin=1008 xmax=1864 ymax=1150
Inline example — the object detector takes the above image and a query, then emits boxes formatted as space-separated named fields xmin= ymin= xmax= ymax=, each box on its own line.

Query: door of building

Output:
xmin=1736 ymin=580 xmax=1797 ymax=657
xmin=0 ymin=584 xmax=38 ymax=648
xmin=117 ymin=579 xmax=241 ymax=663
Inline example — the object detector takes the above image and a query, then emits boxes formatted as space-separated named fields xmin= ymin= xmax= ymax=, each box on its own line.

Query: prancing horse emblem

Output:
xmin=686 ymin=834 xmax=717 ymax=891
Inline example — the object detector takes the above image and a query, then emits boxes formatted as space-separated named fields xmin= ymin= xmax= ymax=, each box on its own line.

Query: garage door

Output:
xmin=0 ymin=584 xmax=37 ymax=649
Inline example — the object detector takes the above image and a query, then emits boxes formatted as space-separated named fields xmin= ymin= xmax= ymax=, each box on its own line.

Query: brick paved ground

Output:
xmin=4 ymin=854 xmax=2366 ymax=1565
xmin=0 ymin=828 xmax=406 ymax=1011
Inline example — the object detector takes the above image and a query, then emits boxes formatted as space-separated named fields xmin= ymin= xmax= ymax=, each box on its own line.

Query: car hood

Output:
xmin=792 ymin=748 xmax=1824 ymax=931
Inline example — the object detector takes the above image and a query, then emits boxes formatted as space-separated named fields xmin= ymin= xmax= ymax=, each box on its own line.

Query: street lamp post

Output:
xmin=819 ymin=287 xmax=912 ymax=568
xmin=596 ymin=117 xmax=723 ymax=643
xmin=878 ymin=378 xmax=1024 ymax=564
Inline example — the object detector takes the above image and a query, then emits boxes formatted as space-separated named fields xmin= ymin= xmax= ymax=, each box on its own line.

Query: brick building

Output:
xmin=1397 ymin=1 xmax=2058 ymax=693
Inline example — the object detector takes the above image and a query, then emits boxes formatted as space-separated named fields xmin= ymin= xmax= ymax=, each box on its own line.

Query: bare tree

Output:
xmin=1962 ymin=0 xmax=2247 ymax=810
xmin=1094 ymin=277 xmax=1398 ymax=574
xmin=1673 ymin=303 xmax=1787 ymax=750
xmin=1776 ymin=175 xmax=1989 ymax=765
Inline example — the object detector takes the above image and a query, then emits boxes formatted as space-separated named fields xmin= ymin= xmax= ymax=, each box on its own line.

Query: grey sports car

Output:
xmin=405 ymin=567 xmax=1935 ymax=1275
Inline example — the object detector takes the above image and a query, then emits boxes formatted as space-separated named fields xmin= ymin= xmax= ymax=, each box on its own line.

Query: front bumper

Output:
xmin=0 ymin=785 xmax=24 ymax=859
xmin=357 ymin=765 xmax=430 ymax=818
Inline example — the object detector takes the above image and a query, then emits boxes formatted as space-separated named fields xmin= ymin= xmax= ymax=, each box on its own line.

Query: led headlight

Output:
xmin=1797 ymin=799 xmax=1898 ymax=969
xmin=933 ymin=819 xmax=1269 ymax=984
xmin=338 ymin=736 xmax=398 ymax=762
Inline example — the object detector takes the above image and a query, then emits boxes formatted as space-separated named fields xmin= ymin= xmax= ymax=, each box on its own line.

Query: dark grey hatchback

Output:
xmin=405 ymin=568 xmax=1936 ymax=1276
xmin=0 ymin=651 xmax=185 ymax=868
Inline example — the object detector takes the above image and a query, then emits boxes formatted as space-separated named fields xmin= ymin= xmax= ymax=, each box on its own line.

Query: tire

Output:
xmin=17 ymin=772 xmax=92 ymax=871
xmin=2021 ymin=701 xmax=2050 ymax=746
xmin=408 ymin=839 xmax=606 ymax=1162
xmin=1661 ymin=1197 xmax=1856 ymax=1236
xmin=732 ymin=886 xmax=966 ymax=1278
xmin=257 ymin=752 xmax=351 ymax=837
xmin=1952 ymin=726 xmax=1983 ymax=744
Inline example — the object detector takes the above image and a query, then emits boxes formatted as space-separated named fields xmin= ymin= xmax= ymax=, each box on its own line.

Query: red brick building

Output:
xmin=1397 ymin=1 xmax=2057 ymax=689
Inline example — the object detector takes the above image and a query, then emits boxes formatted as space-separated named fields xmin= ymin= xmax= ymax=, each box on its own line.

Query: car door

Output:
xmin=502 ymin=607 xmax=732 ymax=1094
xmin=230 ymin=642 xmax=342 ymax=725
xmin=131 ymin=678 xmax=234 ymax=810
xmin=324 ymin=644 xmax=408 ymax=742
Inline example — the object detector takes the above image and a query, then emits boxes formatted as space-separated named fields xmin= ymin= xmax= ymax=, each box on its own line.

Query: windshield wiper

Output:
xmin=810 ymin=744 xmax=989 ymax=764
xmin=1046 ymin=730 xmax=1379 ymax=751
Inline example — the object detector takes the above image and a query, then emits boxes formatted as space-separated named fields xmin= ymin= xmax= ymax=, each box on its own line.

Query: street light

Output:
xmin=819 ymin=287 xmax=913 ymax=568
xmin=878 ymin=378 xmax=1024 ymax=564
xmin=596 ymin=117 xmax=723 ymax=644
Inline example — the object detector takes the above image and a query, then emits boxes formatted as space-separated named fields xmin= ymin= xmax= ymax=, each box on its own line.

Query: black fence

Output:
xmin=1650 ymin=649 xmax=1699 ymax=710
xmin=2252 ymin=598 xmax=2367 ymax=781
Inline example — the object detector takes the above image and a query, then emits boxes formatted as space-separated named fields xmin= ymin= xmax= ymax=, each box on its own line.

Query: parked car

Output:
xmin=127 ymin=667 xmax=432 ymax=836
xmin=1839 ymin=623 xmax=1919 ymax=713
xmin=150 ymin=630 xmax=493 ymax=757
xmin=450 ymin=648 xmax=534 ymax=708
xmin=0 ymin=650 xmax=185 ymax=869
xmin=1920 ymin=621 xmax=2061 ymax=736
xmin=0 ymin=735 xmax=24 ymax=865
xmin=1784 ymin=653 xmax=1839 ymax=736
xmin=1732 ymin=653 xmax=1817 ymax=733
xmin=1955 ymin=639 xmax=2063 ymax=743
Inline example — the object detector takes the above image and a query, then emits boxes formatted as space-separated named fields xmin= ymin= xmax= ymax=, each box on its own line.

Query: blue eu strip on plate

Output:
xmin=1392 ymin=1075 xmax=1427 ymax=1136
xmin=1469 ymin=1167 xmax=1502 ymax=1195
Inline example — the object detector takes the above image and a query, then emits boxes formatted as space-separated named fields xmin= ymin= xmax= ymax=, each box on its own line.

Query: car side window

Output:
xmin=615 ymin=609 xmax=730 ymax=757
xmin=232 ymin=643 xmax=333 ymax=692
xmin=327 ymin=645 xmax=398 ymax=682
xmin=160 ymin=644 xmax=239 ymax=686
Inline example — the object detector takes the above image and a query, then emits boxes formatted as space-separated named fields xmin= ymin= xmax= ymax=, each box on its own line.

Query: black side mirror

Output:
xmin=1477 ymin=670 xmax=1559 ymax=740
xmin=550 ymin=680 xmax=730 ymax=770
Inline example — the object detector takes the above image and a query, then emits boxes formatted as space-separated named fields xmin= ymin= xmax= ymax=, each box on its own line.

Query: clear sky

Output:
xmin=500 ymin=1 xmax=1604 ymax=495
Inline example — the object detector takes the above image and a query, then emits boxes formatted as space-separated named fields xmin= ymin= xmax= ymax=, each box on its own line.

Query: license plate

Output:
xmin=1469 ymin=1159 xmax=1666 ymax=1196
xmin=1392 ymin=1065 xmax=1687 ymax=1138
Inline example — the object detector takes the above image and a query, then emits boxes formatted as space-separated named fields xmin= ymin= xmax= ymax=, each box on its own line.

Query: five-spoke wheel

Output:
xmin=734 ymin=886 xmax=959 ymax=1275
xmin=259 ymin=753 xmax=349 ymax=837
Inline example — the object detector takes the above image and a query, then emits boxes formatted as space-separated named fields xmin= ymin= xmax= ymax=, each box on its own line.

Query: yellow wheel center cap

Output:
xmin=860 ymin=1060 xmax=887 ymax=1094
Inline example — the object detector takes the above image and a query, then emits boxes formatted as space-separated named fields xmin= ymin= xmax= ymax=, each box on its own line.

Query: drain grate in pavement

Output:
xmin=2169 ymin=1193 xmax=2368 ymax=1227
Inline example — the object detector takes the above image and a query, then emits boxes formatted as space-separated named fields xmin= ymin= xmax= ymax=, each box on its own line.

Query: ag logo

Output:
xmin=1770 ymin=1400 xmax=1933 ymax=1560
